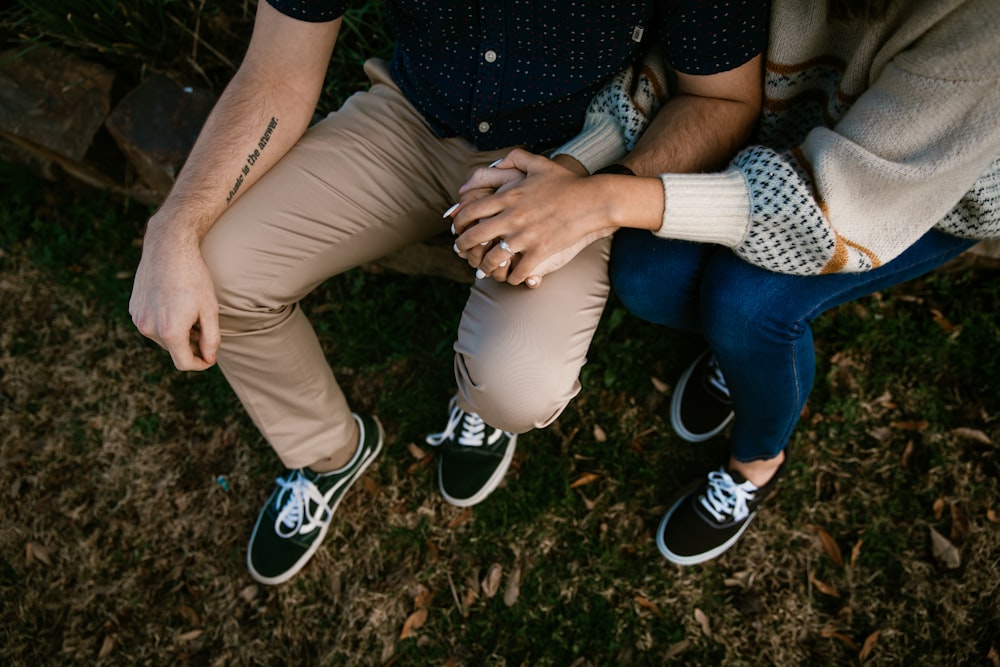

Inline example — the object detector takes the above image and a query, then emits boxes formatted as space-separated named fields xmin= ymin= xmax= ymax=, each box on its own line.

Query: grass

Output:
xmin=2 ymin=2 xmax=1000 ymax=663
xmin=2 ymin=160 xmax=999 ymax=666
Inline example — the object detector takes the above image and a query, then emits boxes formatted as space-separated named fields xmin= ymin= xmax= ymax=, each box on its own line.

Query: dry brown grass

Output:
xmin=2 ymin=181 xmax=999 ymax=666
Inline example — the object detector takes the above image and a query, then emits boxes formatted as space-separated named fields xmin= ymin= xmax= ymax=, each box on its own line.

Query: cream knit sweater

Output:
xmin=559 ymin=0 xmax=1000 ymax=275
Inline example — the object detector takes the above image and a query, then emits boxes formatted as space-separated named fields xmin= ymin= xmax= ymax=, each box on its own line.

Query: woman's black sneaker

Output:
xmin=670 ymin=350 xmax=734 ymax=442
xmin=656 ymin=461 xmax=784 ymax=566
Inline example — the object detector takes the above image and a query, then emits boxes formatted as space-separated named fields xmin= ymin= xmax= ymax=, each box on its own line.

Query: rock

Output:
xmin=105 ymin=74 xmax=216 ymax=199
xmin=0 ymin=45 xmax=113 ymax=161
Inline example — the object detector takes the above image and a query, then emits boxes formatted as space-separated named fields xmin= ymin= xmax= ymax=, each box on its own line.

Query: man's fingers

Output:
xmin=196 ymin=310 xmax=221 ymax=365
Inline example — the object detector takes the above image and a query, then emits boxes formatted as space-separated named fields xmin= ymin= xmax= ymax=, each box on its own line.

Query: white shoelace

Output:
xmin=706 ymin=356 xmax=731 ymax=398
xmin=273 ymin=470 xmax=333 ymax=538
xmin=426 ymin=401 xmax=503 ymax=448
xmin=698 ymin=468 xmax=758 ymax=523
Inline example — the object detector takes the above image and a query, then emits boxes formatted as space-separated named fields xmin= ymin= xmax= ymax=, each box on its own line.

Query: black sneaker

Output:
xmin=670 ymin=350 xmax=734 ymax=442
xmin=656 ymin=462 xmax=784 ymax=565
xmin=247 ymin=413 xmax=383 ymax=585
xmin=426 ymin=397 xmax=517 ymax=507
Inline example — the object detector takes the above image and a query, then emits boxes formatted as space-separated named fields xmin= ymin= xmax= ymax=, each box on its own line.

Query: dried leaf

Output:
xmin=850 ymin=539 xmax=863 ymax=569
xmin=406 ymin=442 xmax=427 ymax=460
xmin=812 ymin=525 xmax=844 ymax=568
xmin=930 ymin=308 xmax=955 ymax=333
xmin=447 ymin=508 xmax=473 ymax=530
xmin=868 ymin=426 xmax=892 ymax=442
xmin=933 ymin=497 xmax=945 ymax=519
xmin=570 ymin=472 xmax=601 ymax=489
xmin=178 ymin=629 xmax=203 ymax=642
xmin=98 ymin=635 xmax=115 ymax=659
xmin=664 ymin=640 xmax=690 ymax=660
xmin=413 ymin=585 xmax=433 ymax=609
xmin=950 ymin=502 xmax=969 ymax=541
xmin=929 ymin=526 xmax=961 ymax=569
xmin=592 ymin=424 xmax=607 ymax=443
xmin=951 ymin=427 xmax=992 ymax=445
xmin=694 ymin=608 xmax=712 ymax=637
xmin=859 ymin=629 xmax=881 ymax=662
xmin=634 ymin=595 xmax=664 ymax=618
xmin=25 ymin=541 xmax=51 ymax=566
xmin=239 ymin=585 xmax=258 ymax=603
xmin=481 ymin=563 xmax=502 ymax=598
xmin=399 ymin=608 xmax=428 ymax=640
xmin=650 ymin=376 xmax=668 ymax=393
xmin=361 ymin=476 xmax=379 ymax=496
xmin=890 ymin=420 xmax=929 ymax=431
xmin=822 ymin=630 xmax=859 ymax=651
xmin=900 ymin=440 xmax=914 ymax=467
xmin=809 ymin=572 xmax=841 ymax=598
xmin=987 ymin=508 xmax=1000 ymax=524
xmin=503 ymin=565 xmax=521 ymax=607
xmin=987 ymin=645 xmax=999 ymax=667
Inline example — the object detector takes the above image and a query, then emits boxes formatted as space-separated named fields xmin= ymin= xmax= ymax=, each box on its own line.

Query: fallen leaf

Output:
xmin=812 ymin=525 xmax=844 ymax=568
xmin=809 ymin=572 xmax=841 ymax=598
xmin=570 ymin=472 xmax=601 ymax=488
xmin=239 ymin=585 xmax=258 ymax=603
xmin=650 ymin=376 xmax=668 ymax=393
xmin=890 ymin=420 xmax=929 ymax=431
xmin=481 ymin=563 xmax=502 ymax=598
xmin=447 ymin=508 xmax=473 ymax=530
xmin=930 ymin=308 xmax=955 ymax=333
xmin=634 ymin=595 xmax=664 ymax=618
xmin=694 ymin=608 xmax=712 ymax=637
xmin=413 ymin=584 xmax=433 ymax=609
xmin=361 ymin=476 xmax=379 ymax=495
xmin=850 ymin=539 xmax=863 ymax=568
xmin=933 ymin=497 xmax=945 ymax=519
xmin=821 ymin=629 xmax=859 ymax=651
xmin=987 ymin=645 xmax=999 ymax=667
xmin=929 ymin=526 xmax=961 ymax=569
xmin=868 ymin=426 xmax=892 ymax=442
xmin=98 ymin=635 xmax=115 ymax=659
xmin=987 ymin=509 xmax=999 ymax=524
xmin=504 ymin=565 xmax=521 ymax=607
xmin=664 ymin=640 xmax=690 ymax=659
xmin=592 ymin=424 xmax=607 ymax=443
xmin=399 ymin=609 xmax=428 ymax=639
xmin=406 ymin=442 xmax=427 ymax=460
xmin=25 ymin=542 xmax=51 ymax=566
xmin=900 ymin=440 xmax=914 ymax=467
xmin=950 ymin=502 xmax=969 ymax=541
xmin=859 ymin=629 xmax=881 ymax=662
xmin=951 ymin=427 xmax=992 ymax=445
xmin=178 ymin=629 xmax=203 ymax=642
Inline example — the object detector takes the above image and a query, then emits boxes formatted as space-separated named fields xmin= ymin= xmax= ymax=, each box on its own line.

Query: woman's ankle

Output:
xmin=730 ymin=450 xmax=785 ymax=487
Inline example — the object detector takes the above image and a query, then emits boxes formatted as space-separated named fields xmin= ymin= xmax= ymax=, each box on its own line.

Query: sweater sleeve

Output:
xmin=656 ymin=0 xmax=1000 ymax=275
xmin=550 ymin=47 xmax=669 ymax=173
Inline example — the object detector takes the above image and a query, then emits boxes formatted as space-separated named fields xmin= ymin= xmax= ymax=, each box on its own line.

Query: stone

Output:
xmin=105 ymin=73 xmax=216 ymax=199
xmin=0 ymin=45 xmax=113 ymax=161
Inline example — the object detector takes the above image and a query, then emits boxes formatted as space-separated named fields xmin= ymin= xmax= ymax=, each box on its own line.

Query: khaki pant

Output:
xmin=201 ymin=60 xmax=611 ymax=468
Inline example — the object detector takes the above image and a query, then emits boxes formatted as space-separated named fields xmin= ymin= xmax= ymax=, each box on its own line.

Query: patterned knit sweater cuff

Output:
xmin=654 ymin=170 xmax=751 ymax=247
xmin=550 ymin=113 xmax=629 ymax=175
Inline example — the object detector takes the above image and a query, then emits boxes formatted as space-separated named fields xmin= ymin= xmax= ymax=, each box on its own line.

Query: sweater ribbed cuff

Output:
xmin=550 ymin=114 xmax=628 ymax=174
xmin=654 ymin=170 xmax=752 ymax=247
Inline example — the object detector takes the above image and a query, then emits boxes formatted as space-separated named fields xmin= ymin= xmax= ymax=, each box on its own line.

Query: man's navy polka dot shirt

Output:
xmin=267 ymin=1 xmax=769 ymax=151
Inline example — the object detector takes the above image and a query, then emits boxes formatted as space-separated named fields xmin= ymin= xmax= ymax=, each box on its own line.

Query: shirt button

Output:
xmin=478 ymin=121 xmax=491 ymax=133
xmin=484 ymin=49 xmax=498 ymax=63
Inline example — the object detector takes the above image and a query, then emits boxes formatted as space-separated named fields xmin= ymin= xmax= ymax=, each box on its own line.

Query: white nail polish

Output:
xmin=476 ymin=269 xmax=486 ymax=280
xmin=450 ymin=223 xmax=456 ymax=235
xmin=526 ymin=278 xmax=538 ymax=287
xmin=488 ymin=158 xmax=504 ymax=168
xmin=480 ymin=241 xmax=489 ymax=246
xmin=499 ymin=260 xmax=508 ymax=268
xmin=442 ymin=203 xmax=460 ymax=218
xmin=453 ymin=242 xmax=460 ymax=254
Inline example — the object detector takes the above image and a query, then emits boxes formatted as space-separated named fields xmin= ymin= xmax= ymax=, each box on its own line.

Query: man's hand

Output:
xmin=129 ymin=220 xmax=220 ymax=371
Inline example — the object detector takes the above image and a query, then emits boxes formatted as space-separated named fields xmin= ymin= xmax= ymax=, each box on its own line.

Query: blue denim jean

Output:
xmin=609 ymin=228 xmax=977 ymax=463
